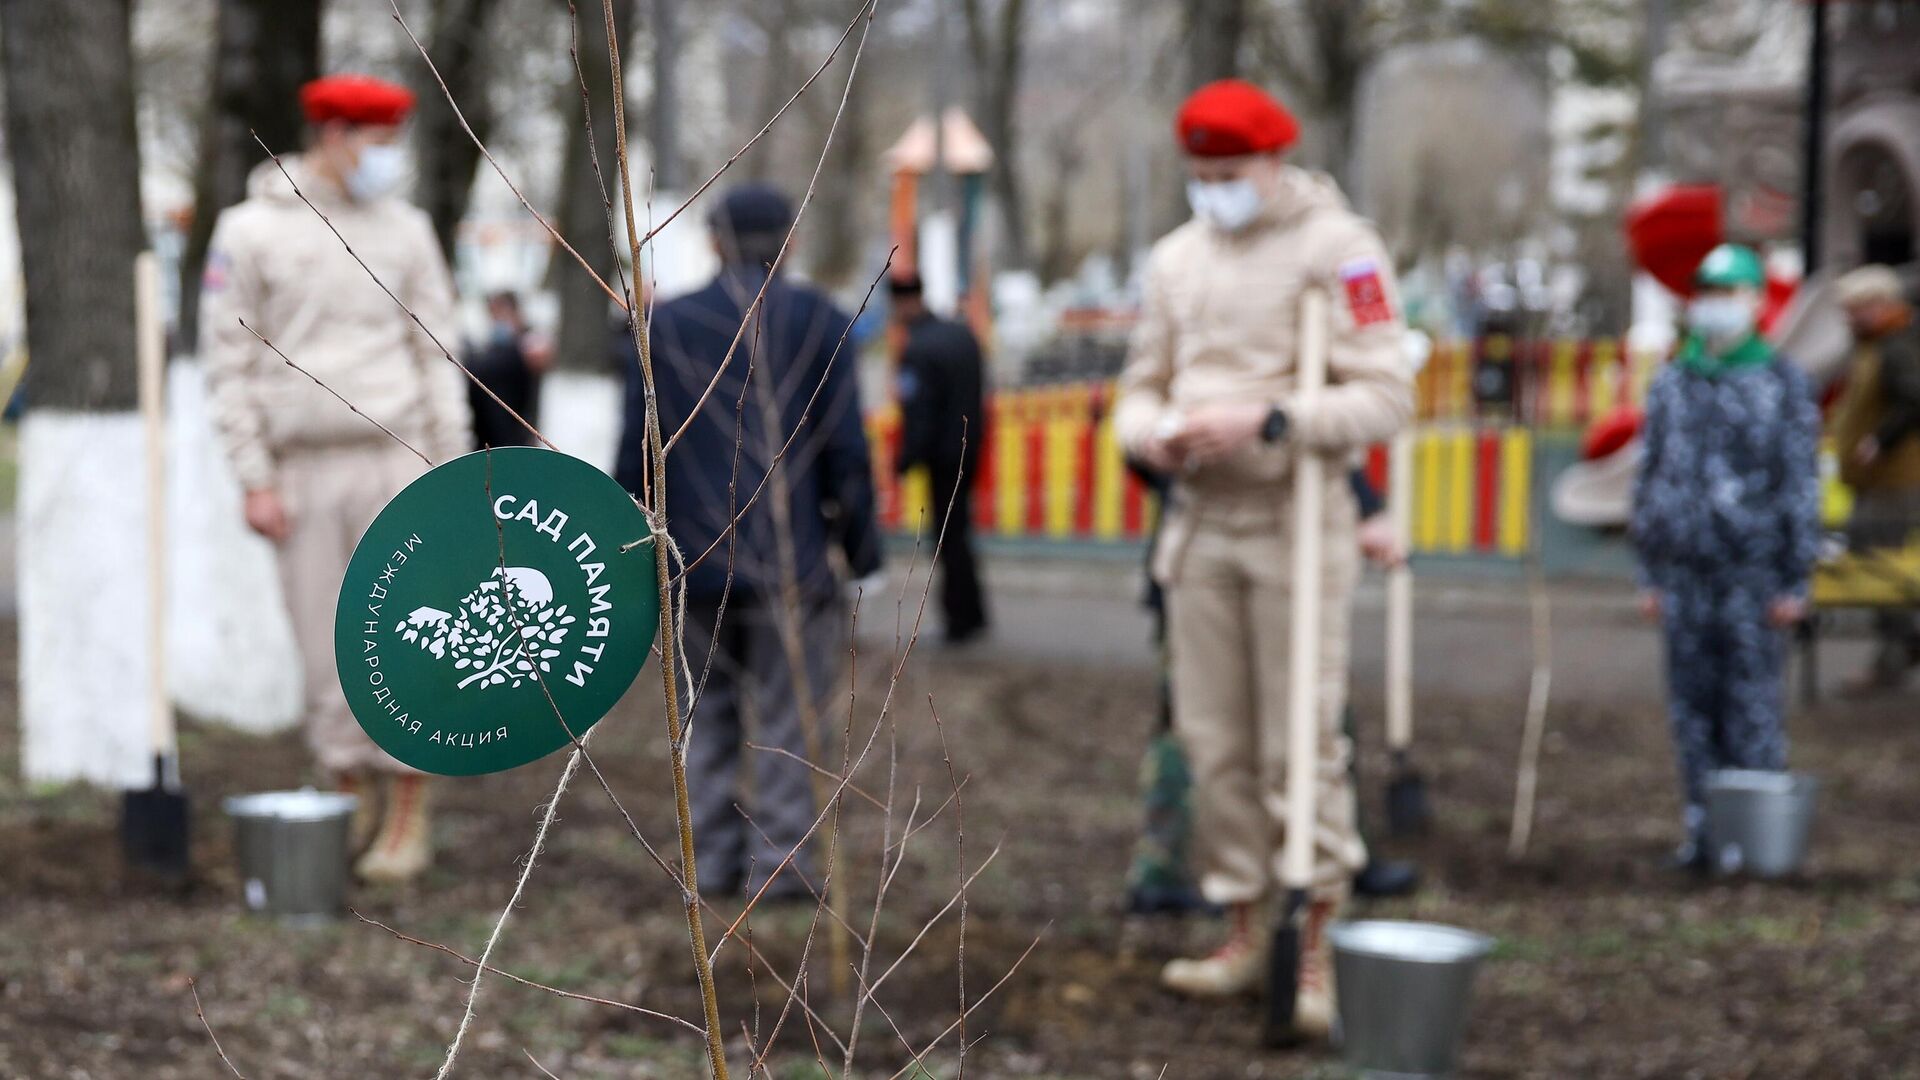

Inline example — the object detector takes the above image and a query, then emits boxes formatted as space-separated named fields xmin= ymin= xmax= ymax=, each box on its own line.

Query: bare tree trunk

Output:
xmin=413 ymin=0 xmax=504 ymax=262
xmin=1038 ymin=142 xmax=1083 ymax=284
xmin=1185 ymin=0 xmax=1246 ymax=87
xmin=649 ymin=0 xmax=682 ymax=191
xmin=807 ymin=42 xmax=869 ymax=288
xmin=0 ymin=0 xmax=147 ymax=410
xmin=553 ymin=0 xmax=634 ymax=373
xmin=176 ymin=0 xmax=323 ymax=353
xmin=962 ymin=0 xmax=1031 ymax=271
xmin=743 ymin=0 xmax=796 ymax=183
xmin=1305 ymin=0 xmax=1364 ymax=188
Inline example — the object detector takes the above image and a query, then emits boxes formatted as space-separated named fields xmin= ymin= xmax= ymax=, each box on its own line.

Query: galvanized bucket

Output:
xmin=1705 ymin=769 xmax=1818 ymax=879
xmin=224 ymin=789 xmax=358 ymax=922
xmin=1329 ymin=920 xmax=1495 ymax=1079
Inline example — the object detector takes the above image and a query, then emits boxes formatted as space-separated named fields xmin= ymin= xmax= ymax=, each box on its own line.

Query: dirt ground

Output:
xmin=4 ymin=609 xmax=1920 ymax=1079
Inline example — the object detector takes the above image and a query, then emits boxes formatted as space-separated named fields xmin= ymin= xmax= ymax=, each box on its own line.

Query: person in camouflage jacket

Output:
xmin=1631 ymin=245 xmax=1821 ymax=870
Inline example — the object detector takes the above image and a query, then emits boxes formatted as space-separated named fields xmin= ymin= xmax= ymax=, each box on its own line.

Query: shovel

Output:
xmin=1264 ymin=289 xmax=1330 ymax=1048
xmin=1382 ymin=429 xmax=1431 ymax=835
xmin=120 ymin=251 xmax=189 ymax=882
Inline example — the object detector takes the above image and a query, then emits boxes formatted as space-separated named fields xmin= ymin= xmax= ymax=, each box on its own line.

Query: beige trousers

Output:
xmin=275 ymin=443 xmax=428 ymax=775
xmin=1159 ymin=491 xmax=1366 ymax=904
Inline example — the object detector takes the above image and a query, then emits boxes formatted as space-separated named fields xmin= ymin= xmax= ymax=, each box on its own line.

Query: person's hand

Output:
xmin=522 ymin=332 xmax=555 ymax=374
xmin=1854 ymin=435 xmax=1880 ymax=467
xmin=1638 ymin=590 xmax=1662 ymax=623
xmin=1172 ymin=401 xmax=1269 ymax=462
xmin=1356 ymin=514 xmax=1406 ymax=568
xmin=1768 ymin=595 xmax=1809 ymax=628
xmin=244 ymin=488 xmax=292 ymax=544
xmin=1136 ymin=413 xmax=1188 ymax=474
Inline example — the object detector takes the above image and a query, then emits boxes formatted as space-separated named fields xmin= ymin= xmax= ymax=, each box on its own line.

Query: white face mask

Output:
xmin=1686 ymin=294 xmax=1757 ymax=351
xmin=347 ymin=143 xmax=407 ymax=202
xmin=1186 ymin=178 xmax=1264 ymax=232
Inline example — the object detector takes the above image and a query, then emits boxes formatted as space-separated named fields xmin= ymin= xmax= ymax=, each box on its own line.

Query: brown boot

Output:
xmin=1161 ymin=903 xmax=1264 ymax=999
xmin=333 ymin=770 xmax=380 ymax=856
xmin=1293 ymin=895 xmax=1341 ymax=1041
xmin=355 ymin=775 xmax=433 ymax=884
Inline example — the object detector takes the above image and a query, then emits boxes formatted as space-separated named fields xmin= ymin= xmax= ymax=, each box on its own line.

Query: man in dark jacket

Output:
xmin=465 ymin=290 xmax=551 ymax=449
xmin=1829 ymin=264 xmax=1920 ymax=689
xmin=891 ymin=274 xmax=989 ymax=642
xmin=615 ymin=184 xmax=882 ymax=898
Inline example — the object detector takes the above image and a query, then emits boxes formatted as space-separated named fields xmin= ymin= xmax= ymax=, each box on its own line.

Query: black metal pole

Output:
xmin=1802 ymin=0 xmax=1829 ymax=272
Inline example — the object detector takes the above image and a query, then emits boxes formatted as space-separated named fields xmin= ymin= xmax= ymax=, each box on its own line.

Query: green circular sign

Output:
xmin=334 ymin=447 xmax=659 ymax=775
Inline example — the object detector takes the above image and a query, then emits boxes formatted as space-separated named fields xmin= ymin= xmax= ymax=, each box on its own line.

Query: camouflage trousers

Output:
xmin=1658 ymin=570 xmax=1790 ymax=830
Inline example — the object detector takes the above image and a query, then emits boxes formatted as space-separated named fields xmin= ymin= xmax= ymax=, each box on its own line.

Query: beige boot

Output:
xmin=355 ymin=775 xmax=433 ymax=884
xmin=1292 ymin=896 xmax=1341 ymax=1041
xmin=333 ymin=770 xmax=380 ymax=855
xmin=1161 ymin=903 xmax=1264 ymax=999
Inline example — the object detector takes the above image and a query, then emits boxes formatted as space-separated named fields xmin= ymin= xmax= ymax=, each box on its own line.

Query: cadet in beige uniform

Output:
xmin=1113 ymin=80 xmax=1412 ymax=1033
xmin=200 ymin=75 xmax=471 ymax=883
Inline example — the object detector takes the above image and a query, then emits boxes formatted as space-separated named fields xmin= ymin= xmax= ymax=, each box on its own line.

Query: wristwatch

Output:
xmin=1260 ymin=404 xmax=1290 ymax=444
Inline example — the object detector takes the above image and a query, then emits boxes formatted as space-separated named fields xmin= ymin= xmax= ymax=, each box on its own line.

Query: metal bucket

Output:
xmin=1329 ymin=920 xmax=1495 ymax=1079
xmin=1705 ymin=769 xmax=1818 ymax=879
xmin=224 ymin=789 xmax=357 ymax=922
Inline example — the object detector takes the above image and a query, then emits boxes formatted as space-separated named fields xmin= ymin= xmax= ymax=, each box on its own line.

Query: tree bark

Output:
xmin=742 ymin=0 xmax=796 ymax=184
xmin=413 ymin=0 xmax=504 ymax=263
xmin=962 ymin=0 xmax=1031 ymax=270
xmin=0 ymin=0 xmax=147 ymax=411
xmin=552 ymin=0 xmax=634 ymax=373
xmin=1185 ymin=0 xmax=1246 ymax=87
xmin=176 ymin=0 xmax=323 ymax=352
xmin=649 ymin=0 xmax=682 ymax=191
xmin=806 ymin=34 xmax=869 ymax=288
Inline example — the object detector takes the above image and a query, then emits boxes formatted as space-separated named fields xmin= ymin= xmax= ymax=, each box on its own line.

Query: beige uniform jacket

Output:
xmin=200 ymin=158 xmax=471 ymax=491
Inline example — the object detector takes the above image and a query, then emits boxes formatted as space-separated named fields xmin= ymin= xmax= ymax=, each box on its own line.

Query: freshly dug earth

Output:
xmin=3 ymin=614 xmax=1919 ymax=1078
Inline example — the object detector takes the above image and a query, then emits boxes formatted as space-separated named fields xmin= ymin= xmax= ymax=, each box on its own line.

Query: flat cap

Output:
xmin=710 ymin=184 xmax=795 ymax=237
xmin=1834 ymin=264 xmax=1905 ymax=307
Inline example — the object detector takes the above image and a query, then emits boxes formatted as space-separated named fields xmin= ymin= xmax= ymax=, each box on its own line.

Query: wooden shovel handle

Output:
xmin=135 ymin=252 xmax=170 ymax=757
xmin=1281 ymin=289 xmax=1330 ymax=892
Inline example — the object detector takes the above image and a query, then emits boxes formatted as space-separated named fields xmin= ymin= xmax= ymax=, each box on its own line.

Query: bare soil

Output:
xmin=4 ymin=615 xmax=1920 ymax=1079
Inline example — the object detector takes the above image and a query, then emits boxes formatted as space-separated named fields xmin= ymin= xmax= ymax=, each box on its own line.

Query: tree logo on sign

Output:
xmin=397 ymin=566 xmax=577 ymax=691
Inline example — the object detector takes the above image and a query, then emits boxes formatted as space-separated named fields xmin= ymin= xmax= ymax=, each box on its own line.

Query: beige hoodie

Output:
xmin=1114 ymin=166 xmax=1412 ymax=499
xmin=200 ymin=158 xmax=471 ymax=491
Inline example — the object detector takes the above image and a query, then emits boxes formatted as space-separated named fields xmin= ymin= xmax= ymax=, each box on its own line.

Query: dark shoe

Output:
xmin=1125 ymin=881 xmax=1216 ymax=917
xmin=1352 ymin=858 xmax=1421 ymax=898
xmin=1665 ymin=837 xmax=1711 ymax=876
xmin=944 ymin=622 xmax=989 ymax=646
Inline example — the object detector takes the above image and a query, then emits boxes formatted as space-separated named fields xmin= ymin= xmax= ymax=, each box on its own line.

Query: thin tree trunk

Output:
xmin=962 ymin=0 xmax=1031 ymax=271
xmin=649 ymin=0 xmax=682 ymax=191
xmin=414 ymin=0 xmax=504 ymax=262
xmin=1185 ymin=0 xmax=1246 ymax=87
xmin=176 ymin=0 xmax=323 ymax=353
xmin=553 ymin=0 xmax=634 ymax=373
xmin=743 ymin=0 xmax=796 ymax=184
xmin=0 ymin=0 xmax=147 ymax=410
xmin=808 ymin=47 xmax=869 ymax=288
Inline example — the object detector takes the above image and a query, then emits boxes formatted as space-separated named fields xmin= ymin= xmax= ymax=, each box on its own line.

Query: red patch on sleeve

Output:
xmin=1339 ymin=259 xmax=1392 ymax=328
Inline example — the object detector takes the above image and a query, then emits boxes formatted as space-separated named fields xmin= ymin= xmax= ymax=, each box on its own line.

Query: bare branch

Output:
xmin=239 ymin=319 xmax=433 ymax=468
xmin=354 ymin=911 xmax=705 ymax=1036
xmin=187 ymin=978 xmax=246 ymax=1079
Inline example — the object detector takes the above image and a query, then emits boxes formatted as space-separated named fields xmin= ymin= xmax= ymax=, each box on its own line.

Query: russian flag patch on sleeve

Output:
xmin=1338 ymin=257 xmax=1393 ymax=328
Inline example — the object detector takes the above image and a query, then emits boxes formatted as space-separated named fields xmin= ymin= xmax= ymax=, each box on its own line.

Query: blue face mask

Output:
xmin=347 ymin=144 xmax=407 ymax=202
xmin=1186 ymin=178 xmax=1264 ymax=232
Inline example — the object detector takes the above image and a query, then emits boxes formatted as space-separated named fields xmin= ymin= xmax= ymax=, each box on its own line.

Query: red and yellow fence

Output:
xmin=1418 ymin=336 xmax=1658 ymax=428
xmin=868 ymin=382 xmax=1539 ymax=558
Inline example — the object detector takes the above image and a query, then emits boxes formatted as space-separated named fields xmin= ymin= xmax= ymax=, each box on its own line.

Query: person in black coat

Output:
xmin=465 ymin=290 xmax=551 ymax=449
xmin=890 ymin=274 xmax=989 ymax=643
xmin=614 ymin=184 xmax=882 ymax=898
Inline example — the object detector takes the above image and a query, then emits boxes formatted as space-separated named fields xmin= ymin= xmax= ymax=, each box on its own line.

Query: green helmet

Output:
xmin=1694 ymin=244 xmax=1765 ymax=290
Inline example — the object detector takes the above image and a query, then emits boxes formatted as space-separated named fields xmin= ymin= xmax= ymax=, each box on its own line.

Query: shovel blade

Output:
xmin=1386 ymin=768 xmax=1432 ymax=837
xmin=1261 ymin=891 xmax=1307 ymax=1048
xmin=121 ymin=787 xmax=191 ymax=881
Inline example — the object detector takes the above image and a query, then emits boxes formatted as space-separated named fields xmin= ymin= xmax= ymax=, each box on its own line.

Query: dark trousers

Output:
xmin=680 ymin=595 xmax=841 ymax=896
xmin=931 ymin=465 xmax=987 ymax=639
xmin=1659 ymin=571 xmax=1790 ymax=832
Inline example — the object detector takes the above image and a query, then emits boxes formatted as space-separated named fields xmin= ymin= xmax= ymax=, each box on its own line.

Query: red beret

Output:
xmin=300 ymin=75 xmax=416 ymax=126
xmin=1176 ymin=80 xmax=1299 ymax=158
